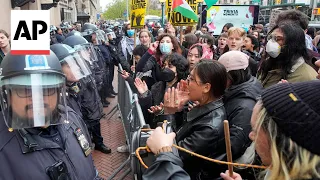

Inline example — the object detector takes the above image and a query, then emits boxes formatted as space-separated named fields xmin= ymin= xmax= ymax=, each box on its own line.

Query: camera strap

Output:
xmin=18 ymin=128 xmax=38 ymax=152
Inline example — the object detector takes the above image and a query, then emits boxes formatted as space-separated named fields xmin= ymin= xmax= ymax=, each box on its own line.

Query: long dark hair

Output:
xmin=155 ymin=33 xmax=182 ymax=64
xmin=259 ymin=23 xmax=309 ymax=81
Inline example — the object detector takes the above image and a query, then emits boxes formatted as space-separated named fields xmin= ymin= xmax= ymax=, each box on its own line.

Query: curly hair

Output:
xmin=162 ymin=53 xmax=189 ymax=81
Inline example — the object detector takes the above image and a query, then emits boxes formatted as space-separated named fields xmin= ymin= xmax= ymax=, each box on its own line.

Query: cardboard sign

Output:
xmin=166 ymin=0 xmax=198 ymax=26
xmin=130 ymin=0 xmax=148 ymax=28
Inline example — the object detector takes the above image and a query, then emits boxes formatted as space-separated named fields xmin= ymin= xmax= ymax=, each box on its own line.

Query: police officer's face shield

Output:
xmin=0 ymin=74 xmax=68 ymax=129
xmin=61 ymin=52 xmax=92 ymax=82
xmin=95 ymin=30 xmax=106 ymax=45
xmin=106 ymin=32 xmax=116 ymax=40
xmin=73 ymin=43 xmax=99 ymax=69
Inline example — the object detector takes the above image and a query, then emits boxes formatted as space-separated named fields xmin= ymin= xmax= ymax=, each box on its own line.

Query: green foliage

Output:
xmin=148 ymin=9 xmax=161 ymax=17
xmin=102 ymin=0 xmax=127 ymax=20
xmin=102 ymin=0 xmax=162 ymax=20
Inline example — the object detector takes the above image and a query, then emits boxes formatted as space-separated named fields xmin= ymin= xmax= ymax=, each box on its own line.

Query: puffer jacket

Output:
xmin=174 ymin=99 xmax=226 ymax=179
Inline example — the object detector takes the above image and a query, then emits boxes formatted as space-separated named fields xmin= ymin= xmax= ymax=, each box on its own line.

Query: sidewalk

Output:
xmin=92 ymin=72 xmax=133 ymax=180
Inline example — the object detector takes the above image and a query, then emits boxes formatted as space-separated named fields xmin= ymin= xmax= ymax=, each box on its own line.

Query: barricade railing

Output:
xmin=107 ymin=64 xmax=146 ymax=180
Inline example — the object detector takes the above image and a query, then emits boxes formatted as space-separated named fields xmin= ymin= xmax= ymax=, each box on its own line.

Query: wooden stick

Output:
xmin=133 ymin=29 xmax=137 ymax=73
xmin=180 ymin=27 xmax=183 ymax=45
xmin=224 ymin=120 xmax=233 ymax=177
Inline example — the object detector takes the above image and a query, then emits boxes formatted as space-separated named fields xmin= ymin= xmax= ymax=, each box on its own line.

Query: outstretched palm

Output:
xmin=134 ymin=78 xmax=148 ymax=95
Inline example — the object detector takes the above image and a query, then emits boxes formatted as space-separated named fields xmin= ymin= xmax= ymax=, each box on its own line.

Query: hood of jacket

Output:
xmin=224 ymin=76 xmax=263 ymax=103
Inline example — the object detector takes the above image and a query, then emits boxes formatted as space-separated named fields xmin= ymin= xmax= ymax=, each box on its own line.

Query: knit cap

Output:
xmin=261 ymin=81 xmax=320 ymax=155
xmin=218 ymin=51 xmax=249 ymax=72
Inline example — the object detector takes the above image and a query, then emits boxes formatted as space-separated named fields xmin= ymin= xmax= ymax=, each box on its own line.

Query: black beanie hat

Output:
xmin=261 ymin=80 xmax=320 ymax=156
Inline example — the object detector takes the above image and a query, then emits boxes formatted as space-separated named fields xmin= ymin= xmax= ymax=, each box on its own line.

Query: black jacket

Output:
xmin=143 ymin=152 xmax=190 ymax=180
xmin=0 ymin=106 xmax=98 ymax=180
xmin=223 ymin=77 xmax=262 ymax=160
xmin=174 ymin=99 xmax=226 ymax=179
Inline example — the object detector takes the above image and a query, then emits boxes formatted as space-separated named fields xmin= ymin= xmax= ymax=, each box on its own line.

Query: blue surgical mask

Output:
xmin=159 ymin=43 xmax=172 ymax=55
xmin=127 ymin=30 xmax=135 ymax=37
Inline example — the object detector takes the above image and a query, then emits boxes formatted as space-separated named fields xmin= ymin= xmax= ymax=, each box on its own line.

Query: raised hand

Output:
xmin=163 ymin=87 xmax=185 ymax=114
xmin=176 ymin=80 xmax=190 ymax=105
xmin=121 ymin=70 xmax=130 ymax=80
xmin=134 ymin=78 xmax=148 ymax=95
xmin=148 ymin=103 xmax=164 ymax=115
xmin=188 ymin=101 xmax=200 ymax=111
xmin=149 ymin=41 xmax=159 ymax=54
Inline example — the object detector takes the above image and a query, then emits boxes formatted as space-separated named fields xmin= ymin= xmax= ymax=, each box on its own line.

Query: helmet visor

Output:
xmin=95 ymin=30 xmax=106 ymax=44
xmin=61 ymin=52 xmax=92 ymax=82
xmin=106 ymin=32 xmax=116 ymax=39
xmin=0 ymin=74 xmax=67 ymax=129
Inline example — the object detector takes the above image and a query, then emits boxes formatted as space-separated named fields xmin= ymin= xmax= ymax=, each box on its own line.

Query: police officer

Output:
xmin=0 ymin=52 xmax=103 ymax=180
xmin=105 ymin=28 xmax=119 ymax=96
xmin=63 ymin=35 xmax=112 ymax=154
xmin=50 ymin=43 xmax=92 ymax=117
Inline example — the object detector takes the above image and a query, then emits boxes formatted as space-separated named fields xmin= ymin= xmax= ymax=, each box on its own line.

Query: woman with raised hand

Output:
xmin=143 ymin=81 xmax=320 ymax=180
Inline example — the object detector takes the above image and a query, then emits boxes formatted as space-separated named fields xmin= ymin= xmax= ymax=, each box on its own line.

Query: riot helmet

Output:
xmin=81 ymin=23 xmax=98 ymax=32
xmin=94 ymin=30 xmax=107 ymax=45
xmin=63 ymin=35 xmax=99 ymax=69
xmin=66 ymin=30 xmax=82 ymax=38
xmin=105 ymin=28 xmax=116 ymax=40
xmin=50 ymin=44 xmax=92 ymax=82
xmin=0 ymin=52 xmax=67 ymax=129
xmin=81 ymin=29 xmax=95 ymax=43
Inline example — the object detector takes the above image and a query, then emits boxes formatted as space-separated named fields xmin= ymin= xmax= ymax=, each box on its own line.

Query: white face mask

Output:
xmin=266 ymin=39 xmax=281 ymax=58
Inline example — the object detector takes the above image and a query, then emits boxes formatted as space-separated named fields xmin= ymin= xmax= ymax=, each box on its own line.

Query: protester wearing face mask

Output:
xmin=117 ymin=24 xmax=140 ymax=72
xmin=134 ymin=53 xmax=189 ymax=128
xmin=135 ymin=33 xmax=182 ymax=88
xmin=258 ymin=23 xmax=318 ymax=88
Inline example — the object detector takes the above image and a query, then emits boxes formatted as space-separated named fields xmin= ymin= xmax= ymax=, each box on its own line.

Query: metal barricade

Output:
xmin=107 ymin=64 xmax=146 ymax=180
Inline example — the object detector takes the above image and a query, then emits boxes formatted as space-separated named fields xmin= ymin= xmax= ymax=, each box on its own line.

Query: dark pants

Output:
xmin=89 ymin=122 xmax=104 ymax=146
xmin=108 ymin=64 xmax=115 ymax=92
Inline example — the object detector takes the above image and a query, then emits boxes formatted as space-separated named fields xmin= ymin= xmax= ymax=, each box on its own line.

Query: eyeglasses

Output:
xmin=267 ymin=34 xmax=284 ymax=43
xmin=187 ymin=74 xmax=202 ymax=85
xmin=14 ymin=88 xmax=56 ymax=98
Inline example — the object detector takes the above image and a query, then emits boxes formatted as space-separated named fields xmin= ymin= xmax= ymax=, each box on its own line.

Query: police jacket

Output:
xmin=79 ymin=78 xmax=103 ymax=127
xmin=0 ymin=106 xmax=98 ymax=180
xmin=106 ymin=42 xmax=119 ymax=65
xmin=173 ymin=99 xmax=226 ymax=179
xmin=66 ymin=85 xmax=82 ymax=119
